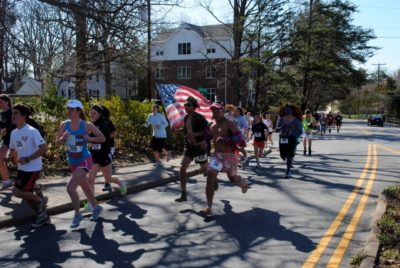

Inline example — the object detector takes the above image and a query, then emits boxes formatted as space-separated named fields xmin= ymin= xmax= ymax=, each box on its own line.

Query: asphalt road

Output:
xmin=0 ymin=119 xmax=398 ymax=268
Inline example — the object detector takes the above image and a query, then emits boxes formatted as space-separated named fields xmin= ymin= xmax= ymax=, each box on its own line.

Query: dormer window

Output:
xmin=178 ymin=43 xmax=191 ymax=55
xmin=207 ymin=48 xmax=216 ymax=54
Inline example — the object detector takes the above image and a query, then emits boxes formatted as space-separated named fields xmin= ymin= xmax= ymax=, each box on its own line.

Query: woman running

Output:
xmin=263 ymin=113 xmax=274 ymax=147
xmin=302 ymin=110 xmax=316 ymax=156
xmin=145 ymin=104 xmax=170 ymax=166
xmin=56 ymin=99 xmax=105 ymax=228
xmin=88 ymin=104 xmax=127 ymax=199
xmin=250 ymin=115 xmax=268 ymax=167
xmin=0 ymin=94 xmax=14 ymax=189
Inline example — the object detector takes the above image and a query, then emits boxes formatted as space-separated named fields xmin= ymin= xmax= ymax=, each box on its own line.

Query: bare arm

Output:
xmin=19 ymin=143 xmax=48 ymax=165
xmin=84 ymin=122 xmax=105 ymax=143
xmin=56 ymin=121 xmax=67 ymax=146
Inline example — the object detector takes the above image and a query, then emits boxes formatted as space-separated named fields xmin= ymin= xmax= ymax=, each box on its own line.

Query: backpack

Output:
xmin=26 ymin=117 xmax=46 ymax=139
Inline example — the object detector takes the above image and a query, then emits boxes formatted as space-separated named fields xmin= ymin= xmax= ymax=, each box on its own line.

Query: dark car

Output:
xmin=367 ymin=115 xmax=384 ymax=127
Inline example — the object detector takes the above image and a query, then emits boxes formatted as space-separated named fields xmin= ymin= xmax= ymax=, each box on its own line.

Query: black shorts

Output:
xmin=15 ymin=170 xmax=41 ymax=192
xmin=92 ymin=153 xmax=112 ymax=167
xmin=336 ymin=121 xmax=342 ymax=126
xmin=184 ymin=144 xmax=207 ymax=163
xmin=279 ymin=136 xmax=297 ymax=159
xmin=151 ymin=137 xmax=166 ymax=153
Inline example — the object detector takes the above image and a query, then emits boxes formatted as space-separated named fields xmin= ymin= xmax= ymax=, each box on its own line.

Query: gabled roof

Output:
xmin=14 ymin=76 xmax=42 ymax=96
xmin=153 ymin=22 xmax=232 ymax=43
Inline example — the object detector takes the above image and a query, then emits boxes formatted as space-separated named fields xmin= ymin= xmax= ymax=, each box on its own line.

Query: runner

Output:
xmin=201 ymin=102 xmax=248 ymax=217
xmin=56 ymin=99 xmax=105 ymax=228
xmin=175 ymin=97 xmax=209 ymax=202
xmin=319 ymin=113 xmax=327 ymax=136
xmin=145 ymin=104 xmax=170 ymax=166
xmin=99 ymin=105 xmax=117 ymax=175
xmin=88 ymin=104 xmax=127 ymax=201
xmin=335 ymin=112 xmax=343 ymax=133
xmin=263 ymin=113 xmax=274 ymax=147
xmin=302 ymin=109 xmax=316 ymax=156
xmin=245 ymin=111 xmax=253 ymax=142
xmin=326 ymin=111 xmax=334 ymax=133
xmin=0 ymin=94 xmax=14 ymax=189
xmin=276 ymin=105 xmax=302 ymax=178
xmin=250 ymin=115 xmax=268 ymax=167
xmin=233 ymin=107 xmax=248 ymax=169
xmin=9 ymin=104 xmax=49 ymax=228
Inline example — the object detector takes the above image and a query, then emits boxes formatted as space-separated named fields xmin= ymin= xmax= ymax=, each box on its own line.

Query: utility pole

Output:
xmin=372 ymin=63 xmax=386 ymax=114
xmin=147 ymin=0 xmax=152 ymax=100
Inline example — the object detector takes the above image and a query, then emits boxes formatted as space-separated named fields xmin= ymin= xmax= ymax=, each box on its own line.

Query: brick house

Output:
xmin=151 ymin=22 xmax=246 ymax=104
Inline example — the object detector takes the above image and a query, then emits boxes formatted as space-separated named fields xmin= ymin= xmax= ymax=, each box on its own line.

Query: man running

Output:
xmin=327 ymin=111 xmax=334 ymax=133
xmin=335 ymin=112 xmax=343 ymax=133
xmin=202 ymin=102 xmax=248 ymax=217
xmin=9 ymin=104 xmax=49 ymax=228
xmin=175 ymin=97 xmax=209 ymax=202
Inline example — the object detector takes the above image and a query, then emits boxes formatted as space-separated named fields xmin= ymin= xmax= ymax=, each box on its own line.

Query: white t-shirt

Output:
xmin=10 ymin=124 xmax=46 ymax=171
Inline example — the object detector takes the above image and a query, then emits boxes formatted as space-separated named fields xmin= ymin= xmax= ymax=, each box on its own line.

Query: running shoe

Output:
xmin=175 ymin=192 xmax=187 ymax=202
xmin=31 ymin=214 xmax=51 ymax=228
xmin=285 ymin=171 xmax=292 ymax=178
xmin=120 ymin=180 xmax=127 ymax=196
xmin=70 ymin=213 xmax=84 ymax=228
xmin=90 ymin=205 xmax=103 ymax=221
xmin=199 ymin=207 xmax=213 ymax=217
xmin=102 ymin=183 xmax=112 ymax=192
xmin=2 ymin=180 xmax=13 ymax=189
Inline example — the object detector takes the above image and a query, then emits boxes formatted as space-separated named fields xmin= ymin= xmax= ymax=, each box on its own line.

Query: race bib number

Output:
xmin=209 ymin=157 xmax=223 ymax=171
xmin=280 ymin=137 xmax=289 ymax=144
xmin=67 ymin=145 xmax=82 ymax=153
xmin=16 ymin=140 xmax=27 ymax=150
xmin=254 ymin=132 xmax=262 ymax=138
xmin=92 ymin=144 xmax=101 ymax=150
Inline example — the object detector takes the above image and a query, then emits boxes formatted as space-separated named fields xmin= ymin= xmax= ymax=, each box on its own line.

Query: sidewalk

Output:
xmin=0 ymin=157 xmax=183 ymax=229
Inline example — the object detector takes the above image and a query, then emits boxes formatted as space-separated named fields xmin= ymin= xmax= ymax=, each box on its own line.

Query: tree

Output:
xmin=279 ymin=0 xmax=375 ymax=111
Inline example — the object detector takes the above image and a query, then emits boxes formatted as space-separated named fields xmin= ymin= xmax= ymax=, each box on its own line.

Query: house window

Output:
xmin=205 ymin=66 xmax=216 ymax=79
xmin=207 ymin=48 xmax=216 ymax=54
xmin=155 ymin=50 xmax=164 ymax=56
xmin=177 ymin=66 xmax=191 ymax=79
xmin=89 ymin=89 xmax=100 ymax=98
xmin=205 ymin=88 xmax=216 ymax=101
xmin=67 ymin=89 xmax=72 ymax=98
xmin=155 ymin=68 xmax=164 ymax=79
xmin=178 ymin=43 xmax=191 ymax=55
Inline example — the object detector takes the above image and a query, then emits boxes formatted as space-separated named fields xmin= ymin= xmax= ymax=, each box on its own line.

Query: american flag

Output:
xmin=157 ymin=84 xmax=213 ymax=129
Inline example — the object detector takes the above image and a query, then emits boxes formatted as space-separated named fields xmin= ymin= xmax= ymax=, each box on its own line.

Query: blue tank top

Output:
xmin=65 ymin=120 xmax=90 ymax=165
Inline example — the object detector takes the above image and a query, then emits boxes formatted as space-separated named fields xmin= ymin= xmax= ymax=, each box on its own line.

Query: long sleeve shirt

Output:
xmin=145 ymin=113 xmax=168 ymax=138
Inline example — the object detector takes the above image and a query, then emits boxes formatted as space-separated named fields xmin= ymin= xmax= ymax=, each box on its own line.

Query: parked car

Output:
xmin=367 ymin=115 xmax=384 ymax=127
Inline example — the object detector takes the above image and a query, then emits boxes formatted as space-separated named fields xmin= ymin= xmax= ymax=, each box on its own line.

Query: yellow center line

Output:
xmin=302 ymin=144 xmax=372 ymax=268
xmin=377 ymin=144 xmax=400 ymax=156
xmin=327 ymin=144 xmax=378 ymax=267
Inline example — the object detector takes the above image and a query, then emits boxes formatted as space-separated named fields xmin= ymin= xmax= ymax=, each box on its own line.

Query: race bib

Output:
xmin=254 ymin=132 xmax=262 ymax=138
xmin=92 ymin=144 xmax=101 ymax=150
xmin=280 ymin=137 xmax=289 ymax=144
xmin=16 ymin=140 xmax=27 ymax=150
xmin=209 ymin=157 xmax=223 ymax=171
xmin=67 ymin=145 xmax=82 ymax=153
xmin=66 ymin=135 xmax=76 ymax=146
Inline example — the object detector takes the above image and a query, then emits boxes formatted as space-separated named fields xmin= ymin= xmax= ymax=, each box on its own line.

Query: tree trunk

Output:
xmin=0 ymin=0 xmax=6 ymax=92
xmin=74 ymin=5 xmax=87 ymax=99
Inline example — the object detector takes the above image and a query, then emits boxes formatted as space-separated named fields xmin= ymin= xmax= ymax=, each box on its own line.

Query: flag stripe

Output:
xmin=158 ymin=84 xmax=213 ymax=129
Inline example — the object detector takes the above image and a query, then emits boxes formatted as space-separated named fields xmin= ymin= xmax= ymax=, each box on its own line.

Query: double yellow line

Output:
xmin=302 ymin=144 xmax=378 ymax=267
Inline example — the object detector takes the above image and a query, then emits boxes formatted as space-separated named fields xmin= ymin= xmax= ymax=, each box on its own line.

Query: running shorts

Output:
xmin=15 ymin=170 xmax=41 ymax=192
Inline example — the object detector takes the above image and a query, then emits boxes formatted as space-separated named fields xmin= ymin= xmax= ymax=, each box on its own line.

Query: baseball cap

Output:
xmin=210 ymin=102 xmax=224 ymax=110
xmin=66 ymin=99 xmax=83 ymax=110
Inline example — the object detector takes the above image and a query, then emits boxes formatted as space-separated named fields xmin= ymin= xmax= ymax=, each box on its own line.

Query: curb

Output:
xmin=0 ymin=176 xmax=178 ymax=229
xmin=359 ymin=194 xmax=387 ymax=268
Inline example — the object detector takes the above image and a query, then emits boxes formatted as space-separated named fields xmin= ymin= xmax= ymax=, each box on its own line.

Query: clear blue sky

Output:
xmin=166 ymin=0 xmax=400 ymax=75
